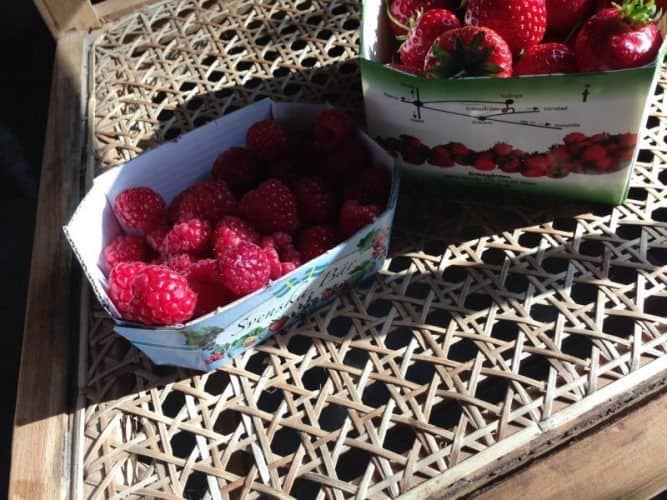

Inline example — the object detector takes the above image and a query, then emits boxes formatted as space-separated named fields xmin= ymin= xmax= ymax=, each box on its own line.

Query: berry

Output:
xmin=388 ymin=0 xmax=459 ymax=36
xmin=127 ymin=265 xmax=197 ymax=325
xmin=339 ymin=200 xmax=381 ymax=239
xmin=162 ymin=219 xmax=212 ymax=256
xmin=493 ymin=143 xmax=513 ymax=157
xmin=400 ymin=135 xmax=431 ymax=164
xmin=186 ymin=259 xmax=234 ymax=316
xmin=263 ymin=233 xmax=302 ymax=267
xmin=399 ymin=9 xmax=461 ymax=70
xmin=430 ymin=145 xmax=455 ymax=167
xmin=564 ymin=132 xmax=588 ymax=144
xmin=514 ymin=43 xmax=577 ymax=76
xmin=146 ymin=225 xmax=170 ymax=253
xmin=168 ymin=180 xmax=237 ymax=224
xmin=113 ymin=187 xmax=166 ymax=235
xmin=219 ymin=241 xmax=271 ymax=296
xmin=313 ymin=108 xmax=354 ymax=151
xmin=424 ymin=26 xmax=513 ymax=78
xmin=212 ymin=147 xmax=259 ymax=193
xmin=103 ymin=235 xmax=150 ymax=271
xmin=163 ymin=253 xmax=195 ymax=274
xmin=344 ymin=168 xmax=392 ymax=207
xmin=246 ymin=119 xmax=289 ymax=160
xmin=108 ymin=261 xmax=147 ymax=314
xmin=263 ymin=245 xmax=284 ymax=279
xmin=546 ymin=0 xmax=594 ymax=34
xmin=317 ymin=141 xmax=369 ymax=186
xmin=212 ymin=216 xmax=260 ymax=259
xmin=617 ymin=133 xmax=638 ymax=148
xmin=464 ymin=0 xmax=547 ymax=56
xmin=298 ymin=225 xmax=338 ymax=261
xmin=240 ymin=179 xmax=300 ymax=234
xmin=575 ymin=2 xmax=663 ymax=72
xmin=473 ymin=151 xmax=496 ymax=171
xmin=295 ymin=177 xmax=337 ymax=225
xmin=581 ymin=144 xmax=608 ymax=162
xmin=267 ymin=157 xmax=303 ymax=186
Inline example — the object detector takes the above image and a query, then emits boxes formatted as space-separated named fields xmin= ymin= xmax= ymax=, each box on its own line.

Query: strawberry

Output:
xmin=387 ymin=0 xmax=459 ymax=37
xmin=464 ymin=0 xmax=547 ymax=55
xmin=522 ymin=154 xmax=550 ymax=177
xmin=546 ymin=0 xmax=594 ymax=34
xmin=514 ymin=43 xmax=577 ymax=75
xmin=424 ymin=26 xmax=513 ymax=78
xmin=400 ymin=135 xmax=431 ymax=164
xmin=430 ymin=145 xmax=455 ymax=167
xmin=575 ymin=1 xmax=663 ymax=72
xmin=473 ymin=151 xmax=496 ymax=171
xmin=399 ymin=9 xmax=461 ymax=70
xmin=492 ymin=143 xmax=513 ymax=157
xmin=239 ymin=179 xmax=300 ymax=234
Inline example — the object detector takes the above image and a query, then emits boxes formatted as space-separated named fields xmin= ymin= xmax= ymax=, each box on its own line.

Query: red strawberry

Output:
xmin=575 ymin=2 xmax=663 ymax=72
xmin=240 ymin=179 xmax=300 ymax=234
xmin=162 ymin=219 xmax=211 ymax=256
xmin=295 ymin=177 xmax=337 ymax=225
xmin=108 ymin=261 xmax=147 ymax=314
xmin=127 ymin=265 xmax=197 ymax=325
xmin=464 ymin=0 xmax=546 ymax=55
xmin=595 ymin=0 xmax=667 ymax=12
xmin=339 ymin=200 xmax=381 ymax=239
xmin=212 ymin=147 xmax=259 ymax=193
xmin=424 ymin=26 xmax=513 ymax=78
xmin=313 ymin=108 xmax=354 ymax=151
xmin=387 ymin=0 xmax=459 ymax=37
xmin=103 ymin=235 xmax=150 ymax=271
xmin=317 ymin=141 xmax=369 ymax=186
xmin=246 ymin=119 xmax=289 ymax=160
xmin=113 ymin=187 xmax=166 ymax=234
xmin=400 ymin=135 xmax=431 ymax=164
xmin=617 ymin=133 xmax=638 ymax=148
xmin=297 ymin=225 xmax=338 ymax=261
xmin=218 ymin=241 xmax=271 ymax=296
xmin=473 ymin=151 xmax=496 ymax=171
xmin=212 ymin=216 xmax=260 ymax=259
xmin=581 ymin=144 xmax=608 ymax=162
xmin=399 ymin=9 xmax=461 ymax=70
xmin=522 ymin=154 xmax=550 ymax=177
xmin=498 ymin=153 xmax=524 ymax=173
xmin=168 ymin=180 xmax=237 ymax=224
xmin=564 ymin=132 xmax=588 ymax=144
xmin=430 ymin=145 xmax=455 ymax=167
xmin=546 ymin=0 xmax=594 ymax=34
xmin=343 ymin=168 xmax=392 ymax=207
xmin=514 ymin=43 xmax=577 ymax=75
xmin=492 ymin=143 xmax=513 ymax=157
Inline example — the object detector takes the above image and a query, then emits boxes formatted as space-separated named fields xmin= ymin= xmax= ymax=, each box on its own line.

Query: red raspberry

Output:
xmin=103 ymin=235 xmax=150 ymax=271
xmin=312 ymin=108 xmax=354 ymax=151
xmin=212 ymin=216 xmax=260 ymax=259
xmin=240 ymin=179 xmax=300 ymax=234
xmin=163 ymin=253 xmax=195 ymax=274
xmin=339 ymin=200 xmax=381 ymax=239
xmin=127 ymin=265 xmax=197 ymax=325
xmin=298 ymin=225 xmax=338 ymax=262
xmin=317 ymin=141 xmax=369 ymax=186
xmin=113 ymin=187 xmax=166 ymax=234
xmin=493 ymin=143 xmax=513 ymax=157
xmin=246 ymin=119 xmax=289 ymax=160
xmin=268 ymin=157 xmax=303 ymax=186
xmin=186 ymin=259 xmax=235 ymax=316
xmin=295 ymin=177 xmax=337 ymax=225
xmin=219 ymin=241 xmax=271 ymax=296
xmin=430 ymin=145 xmax=455 ymax=167
xmin=473 ymin=151 xmax=497 ymax=171
xmin=212 ymin=147 xmax=259 ymax=193
xmin=162 ymin=219 xmax=211 ymax=256
xmin=281 ymin=262 xmax=298 ymax=275
xmin=168 ymin=180 xmax=237 ymax=224
xmin=344 ymin=168 xmax=392 ymax=207
xmin=262 ymin=233 xmax=302 ymax=267
xmin=108 ymin=261 xmax=147 ymax=314
xmin=263 ymin=245 xmax=283 ymax=279
xmin=146 ymin=225 xmax=170 ymax=253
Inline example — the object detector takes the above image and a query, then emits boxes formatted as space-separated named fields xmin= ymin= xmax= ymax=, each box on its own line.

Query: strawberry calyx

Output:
xmin=426 ymin=32 xmax=501 ymax=78
xmin=386 ymin=4 xmax=411 ymax=37
xmin=614 ymin=0 xmax=660 ymax=24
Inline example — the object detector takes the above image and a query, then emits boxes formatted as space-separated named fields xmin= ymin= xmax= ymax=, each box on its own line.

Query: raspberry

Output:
xmin=312 ymin=108 xmax=354 ymax=151
xmin=339 ymin=200 xmax=381 ymax=239
xmin=168 ymin=180 xmax=237 ymax=224
xmin=212 ymin=216 xmax=260 ymax=259
xmin=162 ymin=219 xmax=211 ymax=256
xmin=113 ymin=187 xmax=166 ymax=234
xmin=212 ymin=147 xmax=260 ymax=193
xmin=295 ymin=177 xmax=337 ymax=225
xmin=239 ymin=179 xmax=300 ymax=234
xmin=262 ymin=233 xmax=302 ymax=266
xmin=219 ymin=241 xmax=271 ymax=296
xmin=246 ymin=119 xmax=289 ymax=161
xmin=163 ymin=253 xmax=195 ymax=274
xmin=268 ymin=157 xmax=302 ymax=186
xmin=281 ymin=262 xmax=298 ymax=275
xmin=146 ymin=225 xmax=170 ymax=253
xmin=103 ymin=235 xmax=150 ymax=271
xmin=185 ymin=259 xmax=234 ymax=316
xmin=298 ymin=225 xmax=338 ymax=262
xmin=128 ymin=265 xmax=197 ymax=325
xmin=345 ymin=168 xmax=392 ymax=207
xmin=108 ymin=261 xmax=147 ymax=315
xmin=263 ymin=245 xmax=283 ymax=279
xmin=317 ymin=141 xmax=369 ymax=187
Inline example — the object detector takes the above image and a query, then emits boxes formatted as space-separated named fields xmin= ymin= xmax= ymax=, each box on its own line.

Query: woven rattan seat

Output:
xmin=11 ymin=0 xmax=667 ymax=498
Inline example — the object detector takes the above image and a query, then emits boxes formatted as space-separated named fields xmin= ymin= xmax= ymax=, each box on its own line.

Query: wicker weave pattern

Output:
xmin=84 ymin=0 xmax=667 ymax=498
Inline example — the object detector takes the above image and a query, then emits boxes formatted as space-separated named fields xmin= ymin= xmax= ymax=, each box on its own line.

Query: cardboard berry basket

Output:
xmin=64 ymin=100 xmax=399 ymax=371
xmin=360 ymin=0 xmax=667 ymax=204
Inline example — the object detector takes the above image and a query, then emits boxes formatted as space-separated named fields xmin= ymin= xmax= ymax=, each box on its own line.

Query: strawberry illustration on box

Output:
xmin=64 ymin=100 xmax=399 ymax=371
xmin=361 ymin=0 xmax=666 ymax=203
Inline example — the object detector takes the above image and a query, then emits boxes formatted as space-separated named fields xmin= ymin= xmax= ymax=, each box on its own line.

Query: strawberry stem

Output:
xmin=614 ymin=0 xmax=659 ymax=24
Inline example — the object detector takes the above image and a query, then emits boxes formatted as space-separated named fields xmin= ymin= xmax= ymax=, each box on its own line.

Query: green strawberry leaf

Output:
xmin=357 ymin=229 xmax=380 ymax=252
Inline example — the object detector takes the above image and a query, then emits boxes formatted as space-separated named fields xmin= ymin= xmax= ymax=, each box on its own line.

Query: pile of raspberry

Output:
xmin=102 ymin=108 xmax=391 ymax=326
